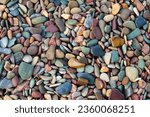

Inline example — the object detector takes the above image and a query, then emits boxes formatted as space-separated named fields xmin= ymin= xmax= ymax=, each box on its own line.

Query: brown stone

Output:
xmin=68 ymin=58 xmax=85 ymax=68
xmin=77 ymin=78 xmax=88 ymax=85
xmin=110 ymin=36 xmax=125 ymax=47
xmin=92 ymin=27 xmax=102 ymax=39
xmin=122 ymin=77 xmax=129 ymax=85
xmin=68 ymin=0 xmax=78 ymax=8
xmin=31 ymin=91 xmax=42 ymax=99
xmin=95 ymin=78 xmax=104 ymax=89
xmin=131 ymin=94 xmax=139 ymax=100
xmin=109 ymin=89 xmax=125 ymax=100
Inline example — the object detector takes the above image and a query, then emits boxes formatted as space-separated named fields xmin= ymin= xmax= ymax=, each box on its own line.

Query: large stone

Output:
xmin=46 ymin=45 xmax=56 ymax=60
xmin=91 ymin=45 xmax=104 ymax=57
xmin=110 ymin=36 xmax=125 ymax=47
xmin=109 ymin=89 xmax=125 ymax=100
xmin=0 ymin=78 xmax=12 ymax=89
xmin=56 ymin=82 xmax=72 ymax=95
xmin=18 ymin=62 xmax=34 ymax=80
xmin=68 ymin=58 xmax=85 ymax=68
xmin=125 ymin=67 xmax=138 ymax=82
xmin=112 ymin=3 xmax=120 ymax=15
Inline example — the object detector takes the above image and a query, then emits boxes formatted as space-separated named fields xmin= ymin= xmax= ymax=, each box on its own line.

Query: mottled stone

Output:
xmin=68 ymin=58 xmax=85 ymax=68
xmin=77 ymin=73 xmax=95 ymax=84
xmin=0 ymin=78 xmax=12 ymax=89
xmin=18 ymin=62 xmax=34 ymax=80
xmin=126 ymin=67 xmax=138 ymax=82
xmin=127 ymin=28 xmax=141 ymax=40
xmin=110 ymin=36 xmax=125 ymax=47
xmin=120 ymin=9 xmax=131 ymax=20
xmin=112 ymin=3 xmax=120 ymax=15
xmin=111 ymin=51 xmax=119 ymax=63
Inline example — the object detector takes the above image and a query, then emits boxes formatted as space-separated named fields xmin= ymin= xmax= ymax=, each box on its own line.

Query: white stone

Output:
xmin=100 ymin=73 xmax=109 ymax=82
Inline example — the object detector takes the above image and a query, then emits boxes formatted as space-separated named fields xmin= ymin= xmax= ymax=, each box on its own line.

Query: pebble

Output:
xmin=135 ymin=16 xmax=147 ymax=28
xmin=46 ymin=45 xmax=55 ymax=60
xmin=0 ymin=78 xmax=12 ymax=89
xmin=82 ymin=47 xmax=90 ymax=55
xmin=0 ymin=48 xmax=11 ymax=54
xmin=32 ymin=91 xmax=41 ymax=99
xmin=100 ymin=73 xmax=109 ymax=82
xmin=0 ymin=37 xmax=8 ymax=48
xmin=68 ymin=0 xmax=78 ymax=8
xmin=112 ymin=3 xmax=120 ymax=15
xmin=85 ymin=65 xmax=94 ymax=73
xmin=110 ymin=36 xmax=125 ymax=47
xmin=145 ymin=83 xmax=150 ymax=92
xmin=138 ymin=59 xmax=145 ymax=70
xmin=91 ymin=45 xmax=104 ymax=57
xmin=56 ymin=82 xmax=72 ymax=95
xmin=127 ymin=28 xmax=141 ymax=40
xmin=14 ymin=52 xmax=23 ymax=63
xmin=31 ymin=16 xmax=47 ymax=25
xmin=55 ymin=18 xmax=65 ymax=32
xmin=84 ymin=14 xmax=92 ymax=28
xmin=103 ymin=14 xmax=114 ymax=22
xmin=126 ymin=67 xmax=139 ymax=82
xmin=18 ymin=62 xmax=34 ymax=80
xmin=95 ymin=78 xmax=104 ymax=89
xmin=71 ymin=7 xmax=81 ymax=14
xmin=68 ymin=58 xmax=85 ymax=68
xmin=142 ymin=42 xmax=150 ymax=54
xmin=56 ymin=49 xmax=65 ymax=58
xmin=77 ymin=78 xmax=88 ymax=85
xmin=27 ymin=45 xmax=38 ymax=56
xmin=23 ymin=55 xmax=33 ymax=63
xmin=103 ymin=53 xmax=111 ymax=65
xmin=109 ymin=89 xmax=125 ymax=100
xmin=143 ymin=10 xmax=150 ymax=21
xmin=123 ymin=21 xmax=136 ymax=30
xmin=77 ymin=73 xmax=95 ymax=84
xmin=111 ymin=51 xmax=119 ymax=63
xmin=0 ymin=0 xmax=8 ymax=4
xmin=120 ymin=9 xmax=131 ymax=20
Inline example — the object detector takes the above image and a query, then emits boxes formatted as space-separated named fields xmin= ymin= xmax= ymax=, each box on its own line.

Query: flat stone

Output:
xmin=123 ymin=21 xmax=136 ymax=30
xmin=77 ymin=73 xmax=95 ymax=84
xmin=45 ymin=24 xmax=58 ymax=32
xmin=56 ymin=82 xmax=72 ymax=95
xmin=120 ymin=9 xmax=131 ymax=20
xmin=100 ymin=73 xmax=109 ymax=82
xmin=71 ymin=7 xmax=81 ymax=14
xmin=135 ymin=16 xmax=146 ymax=28
xmin=109 ymin=89 xmax=125 ymax=100
xmin=95 ymin=78 xmax=104 ymax=89
xmin=77 ymin=78 xmax=88 ymax=85
xmin=68 ymin=58 xmax=85 ymax=68
xmin=112 ymin=3 xmax=120 ymax=15
xmin=103 ymin=52 xmax=111 ymax=65
xmin=31 ymin=91 xmax=41 ymax=99
xmin=87 ymin=39 xmax=98 ymax=47
xmin=14 ymin=52 xmax=24 ymax=64
xmin=92 ymin=27 xmax=102 ymax=39
xmin=110 ymin=36 xmax=125 ymax=47
xmin=46 ymin=45 xmax=56 ymax=60
xmin=68 ymin=0 xmax=78 ymax=8
xmin=0 ymin=60 xmax=4 ymax=74
xmin=56 ymin=49 xmax=64 ymax=58
xmin=142 ymin=42 xmax=150 ymax=54
xmin=11 ymin=44 xmax=23 ymax=53
xmin=85 ymin=65 xmax=94 ymax=73
xmin=111 ymin=51 xmax=119 ymax=63
xmin=67 ymin=19 xmax=77 ymax=25
xmin=32 ymin=34 xmax=42 ymax=41
xmin=126 ymin=67 xmax=138 ymax=82
xmin=127 ymin=28 xmax=141 ymax=40
xmin=55 ymin=59 xmax=63 ymax=67
xmin=0 ymin=48 xmax=11 ymax=54
xmin=143 ymin=10 xmax=150 ymax=21
xmin=0 ymin=0 xmax=8 ymax=4
xmin=55 ymin=18 xmax=65 ymax=32
xmin=28 ymin=27 xmax=42 ymax=34
xmin=101 ymin=5 xmax=109 ymax=13
xmin=0 ymin=37 xmax=8 ymax=48
xmin=31 ymin=16 xmax=47 ymax=25
xmin=138 ymin=59 xmax=145 ymax=70
xmin=91 ymin=45 xmax=104 ymax=57
xmin=31 ymin=0 xmax=38 ymax=3
xmin=18 ymin=62 xmax=34 ymax=80
xmin=0 ymin=78 xmax=12 ymax=89
xmin=82 ymin=47 xmax=90 ymax=54
xmin=22 ymin=31 xmax=30 ymax=39
xmin=103 ymin=14 xmax=114 ymax=22
xmin=0 ymin=5 xmax=6 ymax=12
xmin=7 ymin=71 xmax=15 ymax=79
xmin=84 ymin=14 xmax=92 ymax=28
xmin=23 ymin=55 xmax=33 ymax=63
xmin=27 ymin=45 xmax=38 ymax=56
xmin=10 ymin=9 xmax=19 ymax=16
xmin=118 ymin=70 xmax=125 ymax=81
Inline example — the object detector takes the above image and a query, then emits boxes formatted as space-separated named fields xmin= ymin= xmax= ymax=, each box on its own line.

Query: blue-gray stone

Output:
xmin=138 ymin=59 xmax=145 ymax=70
xmin=0 ymin=48 xmax=11 ymax=54
xmin=118 ymin=70 xmax=125 ymax=81
xmin=127 ymin=28 xmax=141 ymax=40
xmin=84 ymin=14 xmax=92 ymax=28
xmin=22 ymin=31 xmax=30 ymax=39
xmin=135 ymin=16 xmax=147 ymax=28
xmin=56 ymin=82 xmax=71 ymax=95
xmin=132 ymin=39 xmax=141 ymax=50
xmin=77 ymin=73 xmax=95 ymax=84
xmin=7 ymin=0 xmax=18 ymax=7
xmin=111 ymin=51 xmax=119 ymax=63
xmin=10 ymin=9 xmax=19 ymax=16
xmin=0 ymin=60 xmax=4 ymax=74
xmin=8 ymin=37 xmax=16 ymax=47
xmin=91 ymin=45 xmax=104 ymax=57
xmin=143 ymin=35 xmax=150 ymax=45
xmin=87 ymin=39 xmax=98 ymax=47
xmin=18 ymin=62 xmax=34 ymax=80
xmin=60 ymin=0 xmax=68 ymax=5
xmin=0 ymin=78 xmax=13 ymax=89
xmin=109 ymin=80 xmax=117 ymax=88
xmin=0 ymin=37 xmax=8 ymax=48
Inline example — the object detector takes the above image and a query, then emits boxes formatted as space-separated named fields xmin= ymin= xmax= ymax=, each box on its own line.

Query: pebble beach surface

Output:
xmin=0 ymin=0 xmax=150 ymax=100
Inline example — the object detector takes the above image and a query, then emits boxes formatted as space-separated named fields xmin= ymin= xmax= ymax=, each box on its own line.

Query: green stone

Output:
xmin=138 ymin=59 xmax=145 ymax=70
xmin=111 ymin=51 xmax=119 ymax=63
xmin=0 ymin=60 xmax=4 ymax=75
xmin=66 ymin=19 xmax=77 ymax=25
xmin=77 ymin=67 xmax=84 ymax=72
xmin=87 ymin=39 xmax=98 ymax=47
xmin=127 ymin=28 xmax=141 ymax=40
xmin=22 ymin=31 xmax=30 ymax=38
xmin=31 ymin=16 xmax=47 ymax=25
xmin=18 ymin=62 xmax=34 ymax=80
xmin=14 ymin=52 xmax=24 ymax=64
xmin=85 ymin=65 xmax=94 ymax=73
xmin=82 ymin=47 xmax=90 ymax=54
xmin=123 ymin=21 xmax=136 ymax=30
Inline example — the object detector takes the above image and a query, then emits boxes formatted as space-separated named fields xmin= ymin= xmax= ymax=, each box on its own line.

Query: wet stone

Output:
xmin=18 ymin=62 xmax=34 ymax=80
xmin=56 ymin=82 xmax=72 ymax=95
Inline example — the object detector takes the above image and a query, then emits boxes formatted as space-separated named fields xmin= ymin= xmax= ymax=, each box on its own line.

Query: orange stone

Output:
xmin=121 ymin=3 xmax=128 ymax=9
xmin=31 ymin=91 xmax=41 ymax=99
xmin=112 ymin=3 xmax=120 ymax=15
xmin=95 ymin=78 xmax=104 ymax=89
xmin=122 ymin=77 xmax=129 ymax=85
xmin=100 ymin=66 xmax=109 ymax=72
xmin=135 ymin=0 xmax=144 ymax=11
xmin=86 ymin=0 xmax=93 ymax=3
xmin=75 ymin=36 xmax=83 ymax=43
xmin=110 ymin=36 xmax=125 ymax=47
